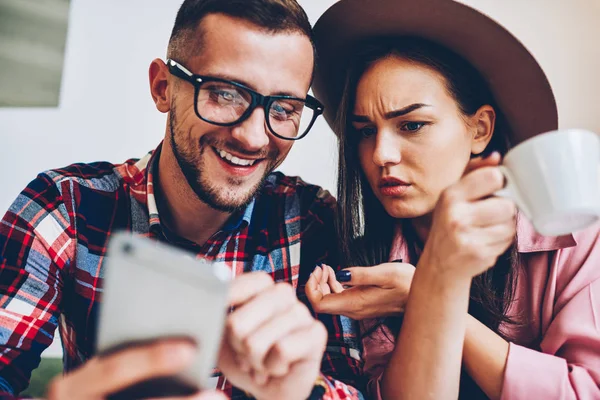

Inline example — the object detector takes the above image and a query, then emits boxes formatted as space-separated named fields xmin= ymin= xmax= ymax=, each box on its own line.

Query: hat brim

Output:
xmin=312 ymin=0 xmax=558 ymax=144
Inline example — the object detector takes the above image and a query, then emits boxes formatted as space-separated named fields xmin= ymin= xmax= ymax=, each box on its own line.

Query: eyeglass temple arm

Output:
xmin=166 ymin=59 xmax=201 ymax=82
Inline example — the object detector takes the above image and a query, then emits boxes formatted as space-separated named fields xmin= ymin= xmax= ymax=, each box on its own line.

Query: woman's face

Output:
xmin=352 ymin=56 xmax=489 ymax=219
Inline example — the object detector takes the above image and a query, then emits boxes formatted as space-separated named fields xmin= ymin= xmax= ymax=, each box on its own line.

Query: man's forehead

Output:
xmin=187 ymin=14 xmax=314 ymax=96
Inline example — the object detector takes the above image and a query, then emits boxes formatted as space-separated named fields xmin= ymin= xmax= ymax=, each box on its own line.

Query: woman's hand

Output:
xmin=420 ymin=152 xmax=517 ymax=280
xmin=305 ymin=262 xmax=415 ymax=320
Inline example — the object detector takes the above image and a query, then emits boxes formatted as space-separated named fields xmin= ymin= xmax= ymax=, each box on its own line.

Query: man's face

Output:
xmin=167 ymin=14 xmax=314 ymax=212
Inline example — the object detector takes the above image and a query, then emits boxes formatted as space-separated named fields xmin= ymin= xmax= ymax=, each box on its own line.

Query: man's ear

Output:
xmin=471 ymin=105 xmax=496 ymax=155
xmin=149 ymin=58 xmax=171 ymax=113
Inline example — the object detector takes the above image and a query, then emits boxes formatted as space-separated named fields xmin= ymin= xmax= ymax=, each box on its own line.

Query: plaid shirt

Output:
xmin=0 ymin=144 xmax=364 ymax=399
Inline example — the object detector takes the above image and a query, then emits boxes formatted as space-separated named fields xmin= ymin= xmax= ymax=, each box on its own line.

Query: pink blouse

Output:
xmin=362 ymin=216 xmax=600 ymax=399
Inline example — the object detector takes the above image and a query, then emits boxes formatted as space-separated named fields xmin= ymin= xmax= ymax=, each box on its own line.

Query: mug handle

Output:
xmin=494 ymin=166 xmax=532 ymax=220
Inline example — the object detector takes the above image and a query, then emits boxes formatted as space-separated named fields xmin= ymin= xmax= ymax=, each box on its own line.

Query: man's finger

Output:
xmin=263 ymin=321 xmax=327 ymax=376
xmin=50 ymin=340 xmax=196 ymax=398
xmin=152 ymin=390 xmax=228 ymax=400
xmin=228 ymin=272 xmax=274 ymax=306
xmin=217 ymin=336 xmax=255 ymax=393
xmin=226 ymin=283 xmax=296 ymax=354
xmin=240 ymin=302 xmax=313 ymax=372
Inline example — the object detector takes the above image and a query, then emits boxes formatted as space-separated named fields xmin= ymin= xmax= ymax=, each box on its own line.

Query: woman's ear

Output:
xmin=470 ymin=105 xmax=496 ymax=155
xmin=149 ymin=58 xmax=171 ymax=113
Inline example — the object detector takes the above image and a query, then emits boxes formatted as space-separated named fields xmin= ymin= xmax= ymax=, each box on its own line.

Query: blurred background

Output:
xmin=0 ymin=0 xmax=70 ymax=107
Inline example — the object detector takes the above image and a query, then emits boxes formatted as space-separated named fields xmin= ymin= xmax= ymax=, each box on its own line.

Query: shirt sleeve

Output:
xmin=500 ymin=225 xmax=600 ymax=399
xmin=0 ymin=174 xmax=72 ymax=396
xmin=358 ymin=319 xmax=396 ymax=400
xmin=298 ymin=185 xmax=366 ymax=400
xmin=501 ymin=279 xmax=600 ymax=399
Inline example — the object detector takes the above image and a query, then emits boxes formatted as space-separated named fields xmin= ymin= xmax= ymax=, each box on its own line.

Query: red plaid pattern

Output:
xmin=0 ymin=144 xmax=364 ymax=399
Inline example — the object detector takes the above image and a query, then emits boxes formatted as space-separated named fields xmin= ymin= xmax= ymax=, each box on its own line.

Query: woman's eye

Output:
xmin=358 ymin=126 xmax=377 ymax=138
xmin=401 ymin=122 xmax=426 ymax=132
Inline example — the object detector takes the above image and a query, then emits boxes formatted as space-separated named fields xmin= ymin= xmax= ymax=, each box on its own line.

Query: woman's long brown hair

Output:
xmin=334 ymin=37 xmax=521 ymax=398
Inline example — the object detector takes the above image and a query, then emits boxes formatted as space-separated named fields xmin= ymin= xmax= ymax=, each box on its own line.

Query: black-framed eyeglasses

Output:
xmin=166 ymin=59 xmax=324 ymax=141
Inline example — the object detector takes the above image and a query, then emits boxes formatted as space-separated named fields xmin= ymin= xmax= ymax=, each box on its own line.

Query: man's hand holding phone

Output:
xmin=47 ymin=340 xmax=226 ymax=400
xmin=218 ymin=272 xmax=327 ymax=400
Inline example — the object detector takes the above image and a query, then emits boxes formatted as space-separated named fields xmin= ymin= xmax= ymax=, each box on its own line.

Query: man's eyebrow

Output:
xmin=202 ymin=73 xmax=304 ymax=98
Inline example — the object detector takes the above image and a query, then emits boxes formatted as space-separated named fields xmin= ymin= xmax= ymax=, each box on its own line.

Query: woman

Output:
xmin=306 ymin=0 xmax=600 ymax=399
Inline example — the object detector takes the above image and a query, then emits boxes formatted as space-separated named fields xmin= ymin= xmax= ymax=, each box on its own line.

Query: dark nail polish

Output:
xmin=391 ymin=258 xmax=403 ymax=263
xmin=336 ymin=270 xmax=351 ymax=282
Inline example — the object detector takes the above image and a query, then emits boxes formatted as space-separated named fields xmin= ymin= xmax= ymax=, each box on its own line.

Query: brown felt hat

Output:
xmin=311 ymin=0 xmax=559 ymax=144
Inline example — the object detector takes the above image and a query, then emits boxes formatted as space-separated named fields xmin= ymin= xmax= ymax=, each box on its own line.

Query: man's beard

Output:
xmin=169 ymin=104 xmax=278 ymax=213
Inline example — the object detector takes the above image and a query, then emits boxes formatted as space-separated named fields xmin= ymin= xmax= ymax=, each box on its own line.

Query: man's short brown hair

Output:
xmin=167 ymin=0 xmax=315 ymax=66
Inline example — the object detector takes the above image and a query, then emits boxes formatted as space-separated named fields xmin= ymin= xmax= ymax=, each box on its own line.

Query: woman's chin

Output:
xmin=382 ymin=199 xmax=431 ymax=220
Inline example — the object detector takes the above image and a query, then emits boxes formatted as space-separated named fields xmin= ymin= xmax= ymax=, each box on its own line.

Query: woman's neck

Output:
xmin=411 ymin=213 xmax=433 ymax=244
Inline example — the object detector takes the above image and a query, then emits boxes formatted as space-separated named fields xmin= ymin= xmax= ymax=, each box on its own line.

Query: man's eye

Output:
xmin=272 ymin=103 xmax=294 ymax=115
xmin=215 ymin=90 xmax=236 ymax=102
xmin=270 ymin=102 xmax=296 ymax=122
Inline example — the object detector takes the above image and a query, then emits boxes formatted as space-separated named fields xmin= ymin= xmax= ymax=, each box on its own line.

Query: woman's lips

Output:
xmin=379 ymin=177 xmax=411 ymax=196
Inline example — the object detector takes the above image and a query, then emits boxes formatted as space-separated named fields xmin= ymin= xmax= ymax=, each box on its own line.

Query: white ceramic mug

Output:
xmin=496 ymin=129 xmax=600 ymax=236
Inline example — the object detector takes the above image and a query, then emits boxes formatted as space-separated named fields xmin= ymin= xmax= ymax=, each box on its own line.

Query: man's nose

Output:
xmin=230 ymin=108 xmax=270 ymax=151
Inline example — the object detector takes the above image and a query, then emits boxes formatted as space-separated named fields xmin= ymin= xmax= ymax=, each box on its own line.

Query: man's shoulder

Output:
xmin=247 ymin=172 xmax=337 ymax=235
xmin=40 ymin=157 xmax=141 ymax=192
xmin=6 ymin=156 xmax=145 ymax=221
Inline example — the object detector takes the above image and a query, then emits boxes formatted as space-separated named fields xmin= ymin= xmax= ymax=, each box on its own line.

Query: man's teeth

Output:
xmin=217 ymin=149 xmax=256 ymax=166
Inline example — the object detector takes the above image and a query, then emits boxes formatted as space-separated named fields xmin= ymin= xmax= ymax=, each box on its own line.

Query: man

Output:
xmin=0 ymin=0 xmax=363 ymax=399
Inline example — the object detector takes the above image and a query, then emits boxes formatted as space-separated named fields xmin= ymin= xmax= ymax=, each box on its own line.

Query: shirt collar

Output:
xmin=514 ymin=214 xmax=577 ymax=253
xmin=145 ymin=143 xmax=162 ymax=228
xmin=222 ymin=198 xmax=255 ymax=232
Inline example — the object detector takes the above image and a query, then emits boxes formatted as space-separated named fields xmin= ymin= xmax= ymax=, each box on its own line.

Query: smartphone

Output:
xmin=96 ymin=232 xmax=230 ymax=399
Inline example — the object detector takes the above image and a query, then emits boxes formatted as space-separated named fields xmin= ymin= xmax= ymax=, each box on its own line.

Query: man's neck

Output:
xmin=155 ymin=144 xmax=232 ymax=246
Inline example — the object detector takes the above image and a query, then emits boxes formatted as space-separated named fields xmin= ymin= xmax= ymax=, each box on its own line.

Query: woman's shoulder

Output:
xmin=516 ymin=216 xmax=600 ymax=302
xmin=514 ymin=214 xmax=578 ymax=254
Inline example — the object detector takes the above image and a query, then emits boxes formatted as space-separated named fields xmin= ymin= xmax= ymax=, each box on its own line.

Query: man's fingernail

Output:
xmin=336 ymin=270 xmax=351 ymax=282
xmin=314 ymin=264 xmax=322 ymax=271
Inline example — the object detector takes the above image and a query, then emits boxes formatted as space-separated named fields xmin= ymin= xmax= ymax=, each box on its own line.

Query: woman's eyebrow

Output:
xmin=351 ymin=103 xmax=432 ymax=122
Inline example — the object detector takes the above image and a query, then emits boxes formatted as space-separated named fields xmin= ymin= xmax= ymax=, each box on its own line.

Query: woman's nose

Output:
xmin=372 ymin=131 xmax=402 ymax=167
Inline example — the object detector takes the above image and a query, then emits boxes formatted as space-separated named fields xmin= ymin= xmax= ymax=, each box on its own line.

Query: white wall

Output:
xmin=0 ymin=0 xmax=338 ymax=357
xmin=0 ymin=0 xmax=339 ymax=214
